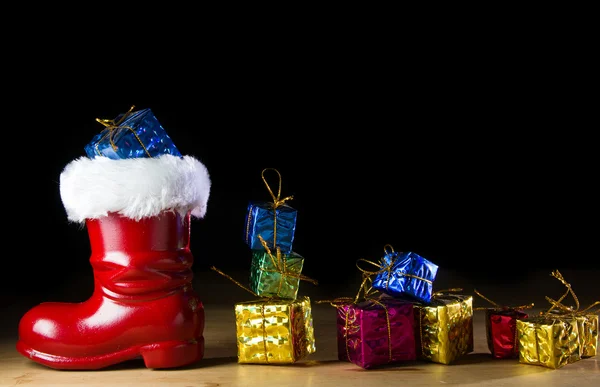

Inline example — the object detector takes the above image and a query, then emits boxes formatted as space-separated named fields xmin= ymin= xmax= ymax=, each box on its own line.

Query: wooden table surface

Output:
xmin=1 ymin=269 xmax=598 ymax=386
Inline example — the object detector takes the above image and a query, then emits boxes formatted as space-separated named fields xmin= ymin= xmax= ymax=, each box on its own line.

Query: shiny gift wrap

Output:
xmin=516 ymin=316 xmax=581 ymax=369
xmin=336 ymin=298 xmax=416 ymax=369
xmin=484 ymin=309 xmax=529 ymax=359
xmin=249 ymin=249 xmax=304 ymax=299
xmin=85 ymin=106 xmax=182 ymax=159
xmin=546 ymin=308 xmax=598 ymax=358
xmin=576 ymin=313 xmax=598 ymax=357
xmin=413 ymin=294 xmax=474 ymax=365
xmin=542 ymin=270 xmax=598 ymax=359
xmin=245 ymin=202 xmax=297 ymax=254
xmin=372 ymin=250 xmax=438 ymax=303
xmin=235 ymin=296 xmax=315 ymax=364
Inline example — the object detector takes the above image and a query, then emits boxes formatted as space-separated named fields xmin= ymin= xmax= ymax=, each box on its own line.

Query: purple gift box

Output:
xmin=335 ymin=298 xmax=416 ymax=369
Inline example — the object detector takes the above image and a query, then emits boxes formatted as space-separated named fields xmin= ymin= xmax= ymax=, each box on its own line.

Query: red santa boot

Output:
xmin=16 ymin=154 xmax=211 ymax=370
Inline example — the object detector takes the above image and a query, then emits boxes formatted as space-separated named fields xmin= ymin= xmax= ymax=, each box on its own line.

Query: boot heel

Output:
xmin=140 ymin=337 xmax=204 ymax=369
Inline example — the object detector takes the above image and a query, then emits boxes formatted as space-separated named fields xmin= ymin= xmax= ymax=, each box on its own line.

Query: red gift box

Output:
xmin=474 ymin=290 xmax=534 ymax=359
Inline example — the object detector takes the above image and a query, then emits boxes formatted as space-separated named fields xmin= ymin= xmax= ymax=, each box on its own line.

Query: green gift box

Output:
xmin=249 ymin=248 xmax=305 ymax=299
xmin=248 ymin=235 xmax=317 ymax=300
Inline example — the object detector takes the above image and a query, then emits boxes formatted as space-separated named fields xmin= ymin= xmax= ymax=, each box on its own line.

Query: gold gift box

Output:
xmin=516 ymin=316 xmax=581 ymax=369
xmin=576 ymin=314 xmax=598 ymax=358
xmin=235 ymin=295 xmax=316 ymax=364
xmin=413 ymin=294 xmax=474 ymax=365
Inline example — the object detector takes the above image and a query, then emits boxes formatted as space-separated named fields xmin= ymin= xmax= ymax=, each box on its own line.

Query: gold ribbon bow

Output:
xmin=356 ymin=244 xmax=433 ymax=291
xmin=94 ymin=105 xmax=151 ymax=157
xmin=473 ymin=289 xmax=535 ymax=311
xmin=257 ymin=234 xmax=318 ymax=296
xmin=318 ymin=270 xmax=380 ymax=307
xmin=544 ymin=270 xmax=600 ymax=316
xmin=317 ymin=271 xmax=394 ymax=364
xmin=261 ymin=168 xmax=294 ymax=249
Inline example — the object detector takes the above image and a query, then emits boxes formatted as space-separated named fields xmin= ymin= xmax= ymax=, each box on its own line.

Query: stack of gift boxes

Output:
xmin=232 ymin=168 xmax=317 ymax=364
xmin=323 ymin=244 xmax=475 ymax=369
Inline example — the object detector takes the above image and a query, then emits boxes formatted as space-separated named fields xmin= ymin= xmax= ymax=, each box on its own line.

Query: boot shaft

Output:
xmin=87 ymin=211 xmax=194 ymax=298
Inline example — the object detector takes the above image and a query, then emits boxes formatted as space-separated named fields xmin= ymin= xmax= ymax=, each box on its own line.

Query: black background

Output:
xmin=2 ymin=26 xmax=598 ymax=304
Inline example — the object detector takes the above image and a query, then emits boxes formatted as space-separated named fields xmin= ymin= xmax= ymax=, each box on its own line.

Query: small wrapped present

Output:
xmin=413 ymin=291 xmax=474 ymax=365
xmin=235 ymin=296 xmax=316 ymax=364
xmin=335 ymin=298 xmax=416 ymax=369
xmin=516 ymin=315 xmax=580 ymax=369
xmin=210 ymin=266 xmax=316 ymax=364
xmin=244 ymin=168 xmax=297 ymax=254
xmin=85 ymin=105 xmax=182 ymax=159
xmin=249 ymin=235 xmax=317 ymax=300
xmin=543 ymin=270 xmax=599 ymax=358
xmin=369 ymin=245 xmax=438 ymax=303
xmin=575 ymin=312 xmax=598 ymax=358
xmin=474 ymin=289 xmax=533 ymax=359
xmin=318 ymin=273 xmax=416 ymax=369
xmin=516 ymin=270 xmax=587 ymax=369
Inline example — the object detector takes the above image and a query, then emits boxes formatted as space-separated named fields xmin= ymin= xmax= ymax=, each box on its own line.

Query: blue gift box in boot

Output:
xmin=371 ymin=246 xmax=438 ymax=303
xmin=244 ymin=201 xmax=297 ymax=254
xmin=85 ymin=106 xmax=182 ymax=160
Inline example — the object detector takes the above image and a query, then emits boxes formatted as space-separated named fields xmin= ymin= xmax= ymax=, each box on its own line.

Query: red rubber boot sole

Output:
xmin=16 ymin=337 xmax=204 ymax=370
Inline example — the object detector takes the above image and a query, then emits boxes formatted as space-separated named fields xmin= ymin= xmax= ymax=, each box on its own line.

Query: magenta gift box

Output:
xmin=335 ymin=298 xmax=416 ymax=369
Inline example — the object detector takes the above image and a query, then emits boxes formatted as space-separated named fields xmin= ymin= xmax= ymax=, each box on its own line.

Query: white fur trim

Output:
xmin=59 ymin=155 xmax=211 ymax=223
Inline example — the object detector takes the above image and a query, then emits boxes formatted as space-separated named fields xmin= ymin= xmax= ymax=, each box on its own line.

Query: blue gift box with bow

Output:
xmin=84 ymin=106 xmax=182 ymax=159
xmin=371 ymin=247 xmax=439 ymax=303
xmin=244 ymin=168 xmax=297 ymax=254
xmin=244 ymin=201 xmax=297 ymax=254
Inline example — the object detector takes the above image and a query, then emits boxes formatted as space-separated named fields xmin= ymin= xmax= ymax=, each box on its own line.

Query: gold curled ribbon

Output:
xmin=355 ymin=244 xmax=433 ymax=290
xmin=316 ymin=272 xmax=393 ymax=364
xmin=317 ymin=271 xmax=380 ymax=307
xmin=544 ymin=270 xmax=600 ymax=316
xmin=473 ymin=289 xmax=535 ymax=311
xmin=261 ymin=168 xmax=293 ymax=249
xmin=257 ymin=234 xmax=318 ymax=296
xmin=432 ymin=288 xmax=465 ymax=297
xmin=94 ymin=105 xmax=151 ymax=158
xmin=544 ymin=270 xmax=579 ymax=316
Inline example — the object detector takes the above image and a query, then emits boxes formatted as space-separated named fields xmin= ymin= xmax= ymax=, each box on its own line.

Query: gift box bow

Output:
xmin=248 ymin=168 xmax=294 ymax=247
xmin=211 ymin=265 xmax=316 ymax=301
xmin=94 ymin=105 xmax=152 ymax=158
xmin=255 ymin=234 xmax=318 ymax=288
xmin=544 ymin=270 xmax=600 ymax=317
